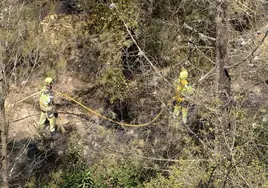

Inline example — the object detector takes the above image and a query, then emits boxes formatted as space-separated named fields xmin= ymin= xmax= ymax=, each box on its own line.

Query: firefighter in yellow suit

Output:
xmin=39 ymin=77 xmax=56 ymax=136
xmin=173 ymin=69 xmax=193 ymax=124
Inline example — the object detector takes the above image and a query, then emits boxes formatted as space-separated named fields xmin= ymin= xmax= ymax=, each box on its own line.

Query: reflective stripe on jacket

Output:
xmin=39 ymin=86 xmax=54 ymax=112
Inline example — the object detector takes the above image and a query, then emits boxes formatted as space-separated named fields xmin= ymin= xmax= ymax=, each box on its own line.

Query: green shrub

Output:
xmin=92 ymin=159 xmax=147 ymax=188
xmin=100 ymin=67 xmax=126 ymax=103
xmin=62 ymin=170 xmax=94 ymax=188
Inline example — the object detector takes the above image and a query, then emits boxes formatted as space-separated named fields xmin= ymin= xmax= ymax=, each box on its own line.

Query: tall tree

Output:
xmin=0 ymin=62 xmax=8 ymax=188
xmin=0 ymin=1 xmax=31 ymax=187
xmin=215 ymin=0 xmax=230 ymax=157
xmin=216 ymin=0 xmax=230 ymax=96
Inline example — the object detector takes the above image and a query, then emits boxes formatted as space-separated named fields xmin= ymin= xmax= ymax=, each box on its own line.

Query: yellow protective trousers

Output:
xmin=39 ymin=111 xmax=56 ymax=133
xmin=173 ymin=104 xmax=188 ymax=124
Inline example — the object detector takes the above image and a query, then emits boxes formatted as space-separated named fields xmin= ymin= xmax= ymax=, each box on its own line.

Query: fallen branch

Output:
xmin=226 ymin=30 xmax=268 ymax=69
xmin=183 ymin=23 xmax=216 ymax=42
xmin=110 ymin=0 xmax=172 ymax=87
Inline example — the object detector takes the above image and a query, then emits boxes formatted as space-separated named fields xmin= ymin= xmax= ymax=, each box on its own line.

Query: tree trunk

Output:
xmin=0 ymin=62 xmax=8 ymax=188
xmin=215 ymin=0 xmax=230 ymax=156
xmin=216 ymin=0 xmax=230 ymax=96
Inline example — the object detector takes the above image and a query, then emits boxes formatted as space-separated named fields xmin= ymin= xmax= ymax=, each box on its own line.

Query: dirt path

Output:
xmin=6 ymin=76 xmax=91 ymax=141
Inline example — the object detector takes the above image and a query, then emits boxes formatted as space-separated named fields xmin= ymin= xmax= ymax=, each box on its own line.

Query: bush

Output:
xmin=91 ymin=158 xmax=148 ymax=188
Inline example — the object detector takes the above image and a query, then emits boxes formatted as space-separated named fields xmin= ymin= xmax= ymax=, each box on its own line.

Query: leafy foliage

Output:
xmin=3 ymin=0 xmax=268 ymax=187
xmin=91 ymin=158 xmax=147 ymax=188
xmin=61 ymin=137 xmax=95 ymax=188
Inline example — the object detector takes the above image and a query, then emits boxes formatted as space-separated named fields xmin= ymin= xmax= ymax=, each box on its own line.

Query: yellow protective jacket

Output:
xmin=173 ymin=78 xmax=193 ymax=103
xmin=39 ymin=86 xmax=55 ymax=112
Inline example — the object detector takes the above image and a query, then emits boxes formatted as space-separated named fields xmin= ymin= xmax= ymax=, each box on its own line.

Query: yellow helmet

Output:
xmin=179 ymin=69 xmax=188 ymax=79
xmin=45 ymin=77 xmax=53 ymax=84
